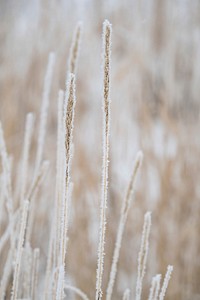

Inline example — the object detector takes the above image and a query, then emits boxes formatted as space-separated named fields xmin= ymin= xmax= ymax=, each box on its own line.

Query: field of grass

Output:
xmin=0 ymin=1 xmax=200 ymax=299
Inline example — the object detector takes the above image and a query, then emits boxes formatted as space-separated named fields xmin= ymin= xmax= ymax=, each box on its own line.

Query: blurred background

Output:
xmin=0 ymin=0 xmax=200 ymax=299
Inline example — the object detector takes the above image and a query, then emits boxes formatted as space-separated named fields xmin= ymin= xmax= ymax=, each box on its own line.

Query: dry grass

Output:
xmin=1 ymin=1 xmax=200 ymax=299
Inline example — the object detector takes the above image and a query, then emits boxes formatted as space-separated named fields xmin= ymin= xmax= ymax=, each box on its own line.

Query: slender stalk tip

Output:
xmin=145 ymin=211 xmax=152 ymax=219
xmin=49 ymin=52 xmax=56 ymax=62
xmin=103 ymin=20 xmax=112 ymax=29
xmin=77 ymin=21 xmax=83 ymax=28
xmin=136 ymin=150 xmax=143 ymax=163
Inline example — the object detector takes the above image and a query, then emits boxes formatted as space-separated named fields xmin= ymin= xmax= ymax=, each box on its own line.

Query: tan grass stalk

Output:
xmin=159 ymin=266 xmax=173 ymax=300
xmin=106 ymin=151 xmax=143 ymax=300
xmin=65 ymin=285 xmax=90 ymax=300
xmin=96 ymin=19 xmax=112 ymax=300
xmin=30 ymin=248 xmax=40 ymax=300
xmin=122 ymin=289 xmax=130 ymax=300
xmin=135 ymin=212 xmax=152 ymax=300
xmin=59 ymin=73 xmax=76 ymax=267
xmin=148 ymin=274 xmax=161 ymax=300
xmin=68 ymin=22 xmax=83 ymax=75
xmin=20 ymin=113 xmax=34 ymax=205
xmin=11 ymin=200 xmax=29 ymax=300
xmin=35 ymin=52 xmax=55 ymax=176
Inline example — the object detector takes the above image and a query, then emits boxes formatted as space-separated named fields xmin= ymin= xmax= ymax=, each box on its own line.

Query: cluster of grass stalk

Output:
xmin=0 ymin=20 xmax=173 ymax=300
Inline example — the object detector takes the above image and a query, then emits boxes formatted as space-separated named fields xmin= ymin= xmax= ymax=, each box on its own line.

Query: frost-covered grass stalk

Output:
xmin=0 ymin=220 xmax=14 ymax=253
xmin=106 ymin=151 xmax=143 ymax=300
xmin=56 ymin=265 xmax=65 ymax=300
xmin=135 ymin=212 xmax=152 ymax=300
xmin=122 ymin=289 xmax=130 ymax=300
xmin=11 ymin=200 xmax=29 ymax=300
xmin=159 ymin=266 xmax=173 ymax=300
xmin=148 ymin=274 xmax=161 ymax=300
xmin=54 ymin=90 xmax=65 ymax=267
xmin=49 ymin=21 xmax=81 ymax=298
xmin=0 ymin=175 xmax=4 ymax=222
xmin=0 ymin=205 xmax=19 ymax=257
xmin=25 ymin=160 xmax=49 ymax=244
xmin=0 ymin=122 xmax=12 ymax=199
xmin=31 ymin=248 xmax=40 ymax=300
xmin=35 ymin=52 xmax=55 ymax=177
xmin=65 ymin=284 xmax=90 ymax=300
xmin=27 ymin=160 xmax=50 ymax=203
xmin=68 ymin=21 xmax=82 ymax=75
xmin=0 ymin=122 xmax=14 ymax=251
xmin=55 ymin=19 xmax=81 ymax=271
xmin=20 ymin=113 xmax=34 ymax=205
xmin=96 ymin=19 xmax=112 ymax=300
xmin=54 ymin=73 xmax=77 ymax=300
xmin=44 ymin=217 xmax=55 ymax=300
xmin=44 ymin=91 xmax=64 ymax=299
xmin=0 ymin=249 xmax=13 ymax=299
xmin=21 ymin=243 xmax=32 ymax=297
xmin=60 ymin=73 xmax=76 ymax=266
